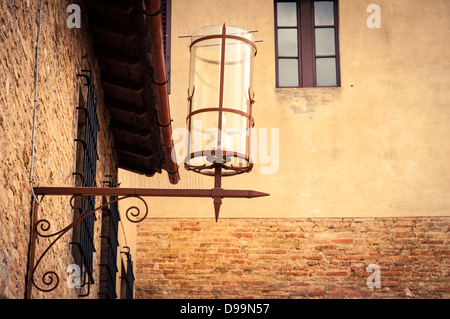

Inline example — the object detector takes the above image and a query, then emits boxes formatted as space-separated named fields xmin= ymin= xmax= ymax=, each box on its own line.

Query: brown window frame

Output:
xmin=274 ymin=0 xmax=341 ymax=88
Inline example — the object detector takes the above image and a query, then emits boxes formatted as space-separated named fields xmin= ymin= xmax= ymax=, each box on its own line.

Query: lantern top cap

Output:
xmin=189 ymin=24 xmax=257 ymax=55
xmin=191 ymin=24 xmax=254 ymax=42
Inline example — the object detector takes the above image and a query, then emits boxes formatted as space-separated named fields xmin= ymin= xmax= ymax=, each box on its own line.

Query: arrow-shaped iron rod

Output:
xmin=32 ymin=187 xmax=269 ymax=199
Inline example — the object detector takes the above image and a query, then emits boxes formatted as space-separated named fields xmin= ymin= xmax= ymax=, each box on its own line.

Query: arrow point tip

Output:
xmin=214 ymin=198 xmax=221 ymax=222
xmin=250 ymin=190 xmax=270 ymax=198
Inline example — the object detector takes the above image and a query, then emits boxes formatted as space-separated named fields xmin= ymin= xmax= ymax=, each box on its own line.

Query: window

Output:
xmin=72 ymin=70 xmax=99 ymax=296
xmin=275 ymin=0 xmax=340 ymax=87
xmin=99 ymin=191 xmax=120 ymax=299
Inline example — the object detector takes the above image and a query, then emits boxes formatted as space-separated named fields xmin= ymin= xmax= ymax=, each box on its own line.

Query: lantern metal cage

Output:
xmin=184 ymin=24 xmax=257 ymax=177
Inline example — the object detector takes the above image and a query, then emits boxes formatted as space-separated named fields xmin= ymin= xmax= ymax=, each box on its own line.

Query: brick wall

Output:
xmin=135 ymin=217 xmax=449 ymax=299
xmin=0 ymin=0 xmax=117 ymax=298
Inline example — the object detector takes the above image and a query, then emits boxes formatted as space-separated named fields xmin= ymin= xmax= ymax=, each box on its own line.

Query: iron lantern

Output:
xmin=184 ymin=24 xmax=260 ymax=220
xmin=185 ymin=24 xmax=257 ymax=177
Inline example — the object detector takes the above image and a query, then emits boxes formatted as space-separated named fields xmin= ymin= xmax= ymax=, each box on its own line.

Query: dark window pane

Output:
xmin=279 ymin=58 xmax=299 ymax=87
xmin=277 ymin=2 xmax=297 ymax=26
xmin=314 ymin=1 xmax=334 ymax=26
xmin=316 ymin=57 xmax=337 ymax=86
xmin=278 ymin=29 xmax=298 ymax=57
xmin=315 ymin=28 xmax=335 ymax=55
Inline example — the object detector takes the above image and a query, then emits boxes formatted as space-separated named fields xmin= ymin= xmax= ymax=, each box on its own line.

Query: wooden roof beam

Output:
xmin=105 ymin=97 xmax=148 ymax=118
xmin=115 ymin=141 xmax=154 ymax=159
xmin=96 ymin=50 xmax=141 ymax=68
xmin=101 ymin=74 xmax=144 ymax=93
xmin=86 ymin=0 xmax=134 ymax=14
xmin=111 ymin=119 xmax=152 ymax=138
xmin=89 ymin=21 xmax=138 ymax=39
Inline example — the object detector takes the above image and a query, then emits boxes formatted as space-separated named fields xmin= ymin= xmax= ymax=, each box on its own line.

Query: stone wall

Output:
xmin=136 ymin=217 xmax=449 ymax=299
xmin=0 ymin=0 xmax=117 ymax=298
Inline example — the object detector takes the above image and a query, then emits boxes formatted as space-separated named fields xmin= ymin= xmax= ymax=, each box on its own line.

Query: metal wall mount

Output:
xmin=25 ymin=185 xmax=268 ymax=298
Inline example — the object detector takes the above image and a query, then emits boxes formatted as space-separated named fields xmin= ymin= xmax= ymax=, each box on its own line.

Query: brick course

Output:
xmin=135 ymin=217 xmax=449 ymax=299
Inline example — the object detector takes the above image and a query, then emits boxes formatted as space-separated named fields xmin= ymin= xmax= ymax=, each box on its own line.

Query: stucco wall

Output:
xmin=121 ymin=0 xmax=450 ymax=300
xmin=120 ymin=0 xmax=450 ymax=219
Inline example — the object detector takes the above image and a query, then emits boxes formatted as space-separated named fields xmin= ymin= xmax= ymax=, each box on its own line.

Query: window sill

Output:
xmin=275 ymin=86 xmax=341 ymax=91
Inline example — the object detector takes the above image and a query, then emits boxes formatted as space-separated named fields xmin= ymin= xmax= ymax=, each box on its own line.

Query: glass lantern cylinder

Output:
xmin=185 ymin=24 xmax=257 ymax=176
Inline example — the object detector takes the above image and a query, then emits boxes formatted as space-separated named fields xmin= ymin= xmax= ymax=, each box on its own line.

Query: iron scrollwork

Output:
xmin=30 ymin=194 xmax=148 ymax=294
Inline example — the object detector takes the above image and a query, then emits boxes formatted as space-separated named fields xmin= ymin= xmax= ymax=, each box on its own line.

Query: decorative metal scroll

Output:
xmin=29 ymin=194 xmax=148 ymax=294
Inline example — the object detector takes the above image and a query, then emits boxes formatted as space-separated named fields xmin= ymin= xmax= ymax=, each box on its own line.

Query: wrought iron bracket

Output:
xmin=25 ymin=181 xmax=268 ymax=298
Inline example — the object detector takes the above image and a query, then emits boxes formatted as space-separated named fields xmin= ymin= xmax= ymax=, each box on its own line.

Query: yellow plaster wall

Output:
xmin=119 ymin=0 xmax=450 ymax=218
